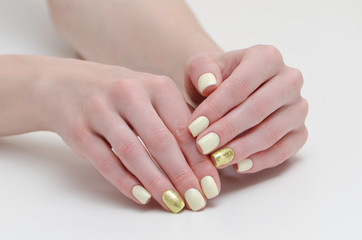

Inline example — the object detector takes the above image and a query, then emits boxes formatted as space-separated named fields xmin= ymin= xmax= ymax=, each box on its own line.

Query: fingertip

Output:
xmin=132 ymin=185 xmax=152 ymax=205
xmin=198 ymin=72 xmax=217 ymax=95
xmin=185 ymin=188 xmax=207 ymax=212
xmin=162 ymin=189 xmax=186 ymax=213
xmin=188 ymin=116 xmax=209 ymax=137
xmin=200 ymin=175 xmax=219 ymax=199
xmin=234 ymin=158 xmax=254 ymax=173
xmin=185 ymin=54 xmax=222 ymax=97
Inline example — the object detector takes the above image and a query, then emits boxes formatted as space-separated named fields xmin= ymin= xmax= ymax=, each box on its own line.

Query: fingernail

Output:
xmin=188 ymin=116 xmax=209 ymax=137
xmin=201 ymin=176 xmax=219 ymax=199
xmin=237 ymin=159 xmax=253 ymax=172
xmin=162 ymin=190 xmax=185 ymax=213
xmin=198 ymin=73 xmax=217 ymax=94
xmin=197 ymin=132 xmax=220 ymax=154
xmin=211 ymin=148 xmax=234 ymax=167
xmin=132 ymin=185 xmax=151 ymax=204
xmin=185 ymin=188 xmax=206 ymax=211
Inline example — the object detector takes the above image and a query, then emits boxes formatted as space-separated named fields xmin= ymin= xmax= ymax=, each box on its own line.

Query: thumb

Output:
xmin=184 ymin=54 xmax=222 ymax=99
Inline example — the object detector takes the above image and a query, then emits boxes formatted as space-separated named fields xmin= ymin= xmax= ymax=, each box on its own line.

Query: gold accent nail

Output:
xmin=211 ymin=148 xmax=234 ymax=167
xmin=162 ymin=190 xmax=185 ymax=213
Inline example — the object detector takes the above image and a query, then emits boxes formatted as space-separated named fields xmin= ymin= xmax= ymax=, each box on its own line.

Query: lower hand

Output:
xmin=37 ymin=57 xmax=220 ymax=212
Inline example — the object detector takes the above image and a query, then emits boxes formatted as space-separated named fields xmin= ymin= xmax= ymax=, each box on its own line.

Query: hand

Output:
xmin=38 ymin=57 xmax=220 ymax=213
xmin=184 ymin=45 xmax=308 ymax=173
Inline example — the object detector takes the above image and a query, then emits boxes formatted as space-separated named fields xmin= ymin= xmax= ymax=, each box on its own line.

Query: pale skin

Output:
xmin=0 ymin=0 xmax=308 ymax=212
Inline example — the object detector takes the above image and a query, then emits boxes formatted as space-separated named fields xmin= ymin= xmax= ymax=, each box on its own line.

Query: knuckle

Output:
xmin=229 ymin=77 xmax=250 ymax=98
xmin=288 ymin=68 xmax=304 ymax=89
xmin=253 ymin=44 xmax=284 ymax=66
xmin=205 ymin=98 xmax=224 ymax=118
xmin=187 ymin=54 xmax=210 ymax=73
xmin=151 ymin=75 xmax=176 ymax=92
xmin=146 ymin=175 xmax=165 ymax=190
xmin=117 ymin=140 xmax=141 ymax=159
xmin=149 ymin=128 xmax=174 ymax=150
xmin=299 ymin=98 xmax=309 ymax=117
xmin=218 ymin=119 xmax=236 ymax=140
xmin=69 ymin=122 xmax=89 ymax=147
xmin=172 ymin=168 xmax=194 ymax=186
xmin=248 ymin=98 xmax=267 ymax=120
xmin=113 ymin=178 xmax=126 ymax=193
xmin=262 ymin=124 xmax=281 ymax=147
xmin=110 ymin=78 xmax=128 ymax=94
xmin=279 ymin=147 xmax=292 ymax=163
xmin=191 ymin=157 xmax=214 ymax=171
xmin=110 ymin=79 xmax=143 ymax=103
xmin=300 ymin=125 xmax=309 ymax=144
xmin=113 ymin=173 xmax=131 ymax=192
xmin=95 ymin=157 xmax=113 ymax=175
xmin=263 ymin=45 xmax=283 ymax=63
xmin=174 ymin=122 xmax=193 ymax=146
xmin=85 ymin=95 xmax=106 ymax=114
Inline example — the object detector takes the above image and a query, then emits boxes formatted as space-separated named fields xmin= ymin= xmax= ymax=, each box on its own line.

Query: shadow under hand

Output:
xmin=0 ymin=135 xmax=159 ymax=212
xmin=218 ymin=157 xmax=301 ymax=196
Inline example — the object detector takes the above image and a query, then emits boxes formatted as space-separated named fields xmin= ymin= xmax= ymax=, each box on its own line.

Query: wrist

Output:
xmin=31 ymin=56 xmax=65 ymax=133
xmin=0 ymin=55 xmax=55 ymax=136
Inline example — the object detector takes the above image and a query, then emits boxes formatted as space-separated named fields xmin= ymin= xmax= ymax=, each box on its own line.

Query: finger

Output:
xmin=210 ymin=98 xmax=308 ymax=169
xmin=77 ymin=132 xmax=152 ymax=205
xmin=152 ymin=80 xmax=221 ymax=200
xmin=123 ymin=92 xmax=206 ymax=211
xmin=184 ymin=54 xmax=222 ymax=101
xmin=91 ymin=111 xmax=186 ymax=213
xmin=233 ymin=125 xmax=308 ymax=173
xmin=195 ymin=67 xmax=303 ymax=154
xmin=188 ymin=46 xmax=284 ymax=137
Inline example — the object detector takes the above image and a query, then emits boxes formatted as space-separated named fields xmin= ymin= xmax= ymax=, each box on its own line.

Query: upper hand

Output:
xmin=184 ymin=45 xmax=308 ymax=173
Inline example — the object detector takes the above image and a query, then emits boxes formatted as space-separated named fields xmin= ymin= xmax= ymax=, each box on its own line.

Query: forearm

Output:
xmin=47 ymin=0 xmax=222 ymax=91
xmin=0 ymin=55 xmax=52 ymax=136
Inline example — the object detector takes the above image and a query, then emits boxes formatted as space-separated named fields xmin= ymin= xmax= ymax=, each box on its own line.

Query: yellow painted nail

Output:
xmin=201 ymin=176 xmax=219 ymax=199
xmin=132 ymin=185 xmax=151 ymax=204
xmin=211 ymin=148 xmax=234 ymax=167
xmin=162 ymin=190 xmax=185 ymax=213
xmin=198 ymin=73 xmax=217 ymax=94
xmin=237 ymin=159 xmax=253 ymax=172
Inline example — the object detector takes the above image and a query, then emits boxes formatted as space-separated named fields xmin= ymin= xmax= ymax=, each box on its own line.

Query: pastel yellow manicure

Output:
xmin=211 ymin=148 xmax=234 ymax=167
xmin=162 ymin=190 xmax=185 ymax=213
xmin=237 ymin=159 xmax=253 ymax=172
xmin=185 ymin=188 xmax=206 ymax=211
xmin=132 ymin=185 xmax=151 ymax=204
xmin=201 ymin=176 xmax=219 ymax=199
xmin=197 ymin=132 xmax=220 ymax=154
xmin=188 ymin=116 xmax=209 ymax=137
xmin=198 ymin=73 xmax=217 ymax=94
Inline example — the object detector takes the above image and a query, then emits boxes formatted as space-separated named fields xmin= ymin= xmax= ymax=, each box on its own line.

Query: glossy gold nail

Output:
xmin=211 ymin=148 xmax=234 ymax=167
xmin=162 ymin=190 xmax=185 ymax=213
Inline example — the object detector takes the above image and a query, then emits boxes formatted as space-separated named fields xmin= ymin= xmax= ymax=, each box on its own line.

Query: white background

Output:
xmin=1 ymin=0 xmax=361 ymax=239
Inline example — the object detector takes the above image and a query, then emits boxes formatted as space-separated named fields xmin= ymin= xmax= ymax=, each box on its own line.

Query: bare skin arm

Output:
xmin=47 ymin=0 xmax=222 ymax=92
